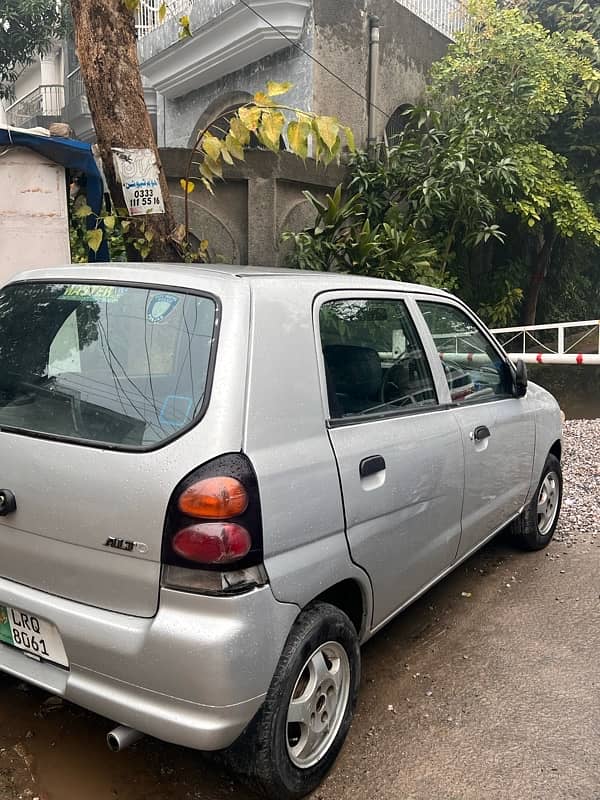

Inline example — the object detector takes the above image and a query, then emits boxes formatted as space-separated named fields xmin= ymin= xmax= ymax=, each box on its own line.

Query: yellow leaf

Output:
xmin=201 ymin=132 xmax=222 ymax=161
xmin=253 ymin=91 xmax=274 ymax=107
xmin=123 ymin=0 xmax=138 ymax=11
xmin=238 ymin=105 xmax=262 ymax=131
xmin=259 ymin=110 xmax=285 ymax=151
xmin=199 ymin=239 xmax=209 ymax=251
xmin=230 ymin=116 xmax=251 ymax=145
xmin=204 ymin=157 xmax=223 ymax=179
xmin=158 ymin=1 xmax=166 ymax=21
xmin=103 ymin=215 xmax=116 ymax=230
xmin=266 ymin=80 xmax=293 ymax=97
xmin=74 ymin=203 xmax=92 ymax=218
xmin=287 ymin=120 xmax=311 ymax=159
xmin=179 ymin=178 xmax=195 ymax=194
xmin=201 ymin=177 xmax=214 ymax=195
xmin=314 ymin=116 xmax=340 ymax=151
xmin=225 ymin=133 xmax=245 ymax=161
xmin=220 ymin=146 xmax=234 ymax=166
xmin=344 ymin=125 xmax=356 ymax=152
xmin=199 ymin=161 xmax=215 ymax=183
xmin=86 ymin=229 xmax=103 ymax=253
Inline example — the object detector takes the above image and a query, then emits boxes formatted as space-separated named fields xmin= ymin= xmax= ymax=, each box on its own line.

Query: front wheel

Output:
xmin=230 ymin=602 xmax=360 ymax=800
xmin=510 ymin=453 xmax=562 ymax=550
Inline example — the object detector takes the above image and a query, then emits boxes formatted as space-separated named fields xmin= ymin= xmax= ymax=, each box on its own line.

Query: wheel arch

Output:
xmin=310 ymin=578 xmax=370 ymax=641
xmin=549 ymin=439 xmax=562 ymax=462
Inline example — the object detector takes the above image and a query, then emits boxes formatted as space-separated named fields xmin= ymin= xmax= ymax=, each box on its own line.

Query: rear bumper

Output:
xmin=0 ymin=578 xmax=299 ymax=750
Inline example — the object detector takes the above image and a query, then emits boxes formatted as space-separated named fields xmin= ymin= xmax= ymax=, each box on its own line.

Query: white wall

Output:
xmin=0 ymin=146 xmax=70 ymax=281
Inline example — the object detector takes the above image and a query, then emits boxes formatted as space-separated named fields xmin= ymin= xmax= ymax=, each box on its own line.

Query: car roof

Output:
xmin=8 ymin=262 xmax=452 ymax=298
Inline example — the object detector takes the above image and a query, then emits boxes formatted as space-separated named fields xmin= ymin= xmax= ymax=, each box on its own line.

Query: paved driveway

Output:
xmin=1 ymin=531 xmax=598 ymax=800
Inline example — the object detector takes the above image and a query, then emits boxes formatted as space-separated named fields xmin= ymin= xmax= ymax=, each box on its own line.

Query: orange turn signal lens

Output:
xmin=178 ymin=477 xmax=249 ymax=519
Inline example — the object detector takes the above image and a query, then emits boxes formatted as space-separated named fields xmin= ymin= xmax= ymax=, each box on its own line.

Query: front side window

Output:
xmin=0 ymin=282 xmax=217 ymax=448
xmin=320 ymin=298 xmax=438 ymax=419
xmin=418 ymin=301 xmax=513 ymax=404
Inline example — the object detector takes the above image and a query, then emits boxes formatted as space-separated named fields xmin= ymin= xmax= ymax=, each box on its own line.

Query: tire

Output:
xmin=228 ymin=601 xmax=361 ymax=800
xmin=510 ymin=453 xmax=562 ymax=551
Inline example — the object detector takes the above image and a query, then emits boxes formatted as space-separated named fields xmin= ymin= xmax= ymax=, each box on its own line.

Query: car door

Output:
xmin=317 ymin=292 xmax=464 ymax=629
xmin=414 ymin=298 xmax=536 ymax=559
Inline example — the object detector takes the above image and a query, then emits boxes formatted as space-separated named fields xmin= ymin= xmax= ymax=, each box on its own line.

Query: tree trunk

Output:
xmin=69 ymin=0 xmax=181 ymax=262
xmin=520 ymin=224 xmax=558 ymax=325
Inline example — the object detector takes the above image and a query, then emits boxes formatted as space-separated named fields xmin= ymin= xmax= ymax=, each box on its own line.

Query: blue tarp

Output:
xmin=0 ymin=127 xmax=110 ymax=262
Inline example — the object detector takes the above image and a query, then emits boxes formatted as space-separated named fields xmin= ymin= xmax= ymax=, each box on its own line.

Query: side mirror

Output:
xmin=514 ymin=359 xmax=528 ymax=397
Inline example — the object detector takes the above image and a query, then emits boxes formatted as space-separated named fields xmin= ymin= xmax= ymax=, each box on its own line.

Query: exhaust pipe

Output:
xmin=106 ymin=725 xmax=143 ymax=752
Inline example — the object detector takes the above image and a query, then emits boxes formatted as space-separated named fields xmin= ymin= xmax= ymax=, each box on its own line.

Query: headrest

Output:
xmin=323 ymin=344 xmax=382 ymax=400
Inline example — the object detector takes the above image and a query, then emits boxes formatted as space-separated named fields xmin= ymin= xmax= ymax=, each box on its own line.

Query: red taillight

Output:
xmin=178 ymin=476 xmax=249 ymax=519
xmin=172 ymin=523 xmax=252 ymax=564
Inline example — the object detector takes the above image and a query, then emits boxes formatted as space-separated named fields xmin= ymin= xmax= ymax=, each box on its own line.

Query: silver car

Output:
xmin=0 ymin=264 xmax=562 ymax=798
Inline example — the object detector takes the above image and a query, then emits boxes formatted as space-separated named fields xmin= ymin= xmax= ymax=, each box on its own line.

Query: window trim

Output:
xmin=0 ymin=279 xmax=222 ymax=453
xmin=313 ymin=290 xmax=446 ymax=426
xmin=412 ymin=295 xmax=517 ymax=407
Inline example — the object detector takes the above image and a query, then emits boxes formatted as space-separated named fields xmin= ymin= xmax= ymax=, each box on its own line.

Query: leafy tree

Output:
xmin=68 ymin=0 xmax=352 ymax=262
xmin=0 ymin=0 xmax=63 ymax=99
xmin=287 ymin=0 xmax=600 ymax=325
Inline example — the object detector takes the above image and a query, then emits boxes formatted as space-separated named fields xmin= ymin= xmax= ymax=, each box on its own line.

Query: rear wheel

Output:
xmin=510 ymin=454 xmax=562 ymax=550
xmin=229 ymin=602 xmax=360 ymax=800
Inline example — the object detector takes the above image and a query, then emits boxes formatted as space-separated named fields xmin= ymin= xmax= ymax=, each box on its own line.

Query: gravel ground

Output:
xmin=556 ymin=418 xmax=600 ymax=539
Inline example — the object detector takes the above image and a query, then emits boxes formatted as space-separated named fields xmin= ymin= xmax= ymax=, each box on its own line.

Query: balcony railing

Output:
xmin=66 ymin=67 xmax=86 ymax=103
xmin=5 ymin=84 xmax=65 ymax=128
xmin=136 ymin=0 xmax=190 ymax=37
xmin=395 ymin=0 xmax=466 ymax=39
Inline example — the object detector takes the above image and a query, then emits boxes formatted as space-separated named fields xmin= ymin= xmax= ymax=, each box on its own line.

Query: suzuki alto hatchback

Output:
xmin=0 ymin=264 xmax=562 ymax=798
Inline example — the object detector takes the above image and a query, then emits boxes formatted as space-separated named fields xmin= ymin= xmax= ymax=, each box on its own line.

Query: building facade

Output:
xmin=6 ymin=0 xmax=463 ymax=145
xmin=4 ymin=0 xmax=464 ymax=266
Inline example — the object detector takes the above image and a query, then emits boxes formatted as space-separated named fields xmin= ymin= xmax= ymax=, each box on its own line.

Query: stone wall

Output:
xmin=160 ymin=147 xmax=345 ymax=267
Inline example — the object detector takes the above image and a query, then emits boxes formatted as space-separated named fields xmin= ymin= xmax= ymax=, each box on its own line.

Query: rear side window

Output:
xmin=0 ymin=282 xmax=218 ymax=448
xmin=319 ymin=298 xmax=438 ymax=419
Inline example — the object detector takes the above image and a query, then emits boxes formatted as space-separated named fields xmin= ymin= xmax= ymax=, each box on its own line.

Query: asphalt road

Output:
xmin=1 ymin=526 xmax=599 ymax=800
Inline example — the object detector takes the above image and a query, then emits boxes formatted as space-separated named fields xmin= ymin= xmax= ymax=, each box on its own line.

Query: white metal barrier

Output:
xmin=490 ymin=320 xmax=600 ymax=366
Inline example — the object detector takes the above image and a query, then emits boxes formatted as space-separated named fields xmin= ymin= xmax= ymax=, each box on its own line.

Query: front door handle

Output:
xmin=472 ymin=425 xmax=491 ymax=442
xmin=360 ymin=455 xmax=386 ymax=478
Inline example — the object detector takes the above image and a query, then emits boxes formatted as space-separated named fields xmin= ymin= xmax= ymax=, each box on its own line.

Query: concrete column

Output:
xmin=247 ymin=176 xmax=278 ymax=267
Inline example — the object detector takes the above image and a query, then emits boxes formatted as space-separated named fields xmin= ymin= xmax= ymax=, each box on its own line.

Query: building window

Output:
xmin=385 ymin=104 xmax=412 ymax=143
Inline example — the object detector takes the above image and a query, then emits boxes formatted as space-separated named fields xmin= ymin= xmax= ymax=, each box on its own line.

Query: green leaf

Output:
xmin=86 ymin=229 xmax=103 ymax=253
xmin=266 ymin=80 xmax=293 ymax=97
xmin=158 ymin=1 xmax=166 ymax=22
xmin=103 ymin=215 xmax=116 ymax=230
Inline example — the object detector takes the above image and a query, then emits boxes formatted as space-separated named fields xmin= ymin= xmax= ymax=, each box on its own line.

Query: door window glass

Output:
xmin=320 ymin=298 xmax=438 ymax=419
xmin=418 ymin=301 xmax=513 ymax=403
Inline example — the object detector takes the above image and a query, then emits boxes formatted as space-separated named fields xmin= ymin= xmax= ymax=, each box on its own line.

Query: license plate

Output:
xmin=0 ymin=606 xmax=68 ymax=668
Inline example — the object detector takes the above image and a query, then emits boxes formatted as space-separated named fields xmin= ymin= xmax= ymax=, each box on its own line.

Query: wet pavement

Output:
xmin=1 ymin=530 xmax=599 ymax=800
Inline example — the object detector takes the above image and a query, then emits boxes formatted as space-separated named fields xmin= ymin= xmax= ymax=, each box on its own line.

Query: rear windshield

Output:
xmin=0 ymin=282 xmax=218 ymax=449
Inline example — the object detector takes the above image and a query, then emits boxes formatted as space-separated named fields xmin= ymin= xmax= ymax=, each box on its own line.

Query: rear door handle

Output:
xmin=359 ymin=455 xmax=386 ymax=478
xmin=472 ymin=425 xmax=491 ymax=442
